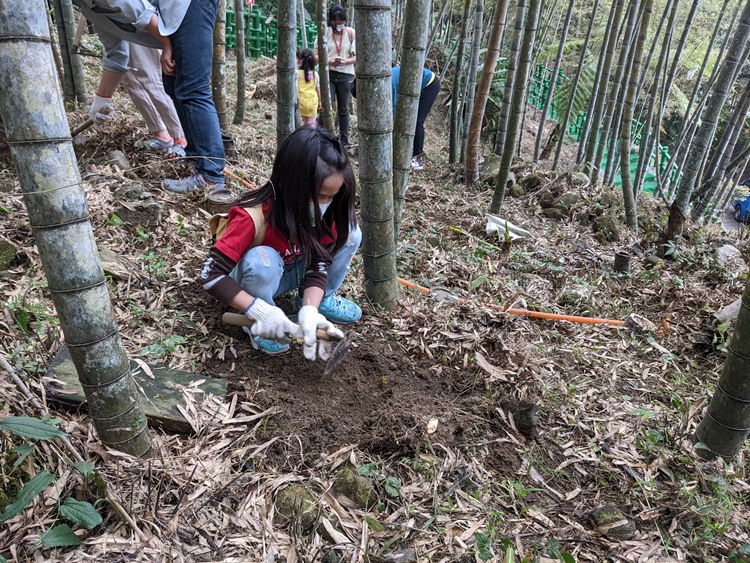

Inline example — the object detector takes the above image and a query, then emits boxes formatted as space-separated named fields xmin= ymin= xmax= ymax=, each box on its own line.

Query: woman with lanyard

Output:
xmin=317 ymin=4 xmax=356 ymax=150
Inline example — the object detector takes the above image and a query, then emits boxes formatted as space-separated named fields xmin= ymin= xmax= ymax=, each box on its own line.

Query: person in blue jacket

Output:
xmin=391 ymin=66 xmax=440 ymax=171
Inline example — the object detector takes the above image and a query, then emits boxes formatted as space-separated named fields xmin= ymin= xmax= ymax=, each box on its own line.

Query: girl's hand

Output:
xmin=160 ymin=44 xmax=175 ymax=76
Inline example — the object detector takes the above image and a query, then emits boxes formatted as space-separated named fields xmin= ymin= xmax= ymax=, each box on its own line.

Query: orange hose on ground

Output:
xmin=396 ymin=277 xmax=625 ymax=327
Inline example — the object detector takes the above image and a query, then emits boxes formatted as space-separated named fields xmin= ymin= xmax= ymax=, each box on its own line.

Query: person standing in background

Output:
xmin=391 ymin=66 xmax=440 ymax=171
xmin=316 ymin=4 xmax=356 ymax=149
xmin=121 ymin=42 xmax=187 ymax=158
xmin=296 ymin=48 xmax=321 ymax=127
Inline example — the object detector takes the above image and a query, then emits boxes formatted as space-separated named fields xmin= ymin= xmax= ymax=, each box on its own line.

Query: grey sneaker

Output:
xmin=167 ymin=143 xmax=186 ymax=159
xmin=162 ymin=172 xmax=228 ymax=195
xmin=146 ymin=136 xmax=173 ymax=151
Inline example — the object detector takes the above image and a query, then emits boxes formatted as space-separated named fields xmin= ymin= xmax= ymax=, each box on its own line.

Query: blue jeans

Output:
xmin=229 ymin=226 xmax=362 ymax=304
xmin=162 ymin=0 xmax=225 ymax=183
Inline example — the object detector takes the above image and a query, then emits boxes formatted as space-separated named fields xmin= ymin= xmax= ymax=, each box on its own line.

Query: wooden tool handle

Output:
xmin=221 ymin=312 xmax=340 ymax=341
xmin=71 ymin=118 xmax=94 ymax=137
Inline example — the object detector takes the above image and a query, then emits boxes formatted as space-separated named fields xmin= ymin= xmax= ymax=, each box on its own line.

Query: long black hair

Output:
xmin=297 ymin=48 xmax=316 ymax=82
xmin=237 ymin=127 xmax=356 ymax=262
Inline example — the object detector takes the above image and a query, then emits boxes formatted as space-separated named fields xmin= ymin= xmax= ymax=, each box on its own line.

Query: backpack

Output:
xmin=209 ymin=205 xmax=267 ymax=246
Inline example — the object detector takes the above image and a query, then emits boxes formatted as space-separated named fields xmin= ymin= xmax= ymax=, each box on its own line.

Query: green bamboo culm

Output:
xmin=393 ymin=0 xmax=431 ymax=239
xmin=355 ymin=0 xmax=398 ymax=310
xmin=277 ymin=0 xmax=298 ymax=145
xmin=212 ymin=0 xmax=229 ymax=132
xmin=0 ymin=0 xmax=152 ymax=457
xmin=694 ymin=278 xmax=750 ymax=460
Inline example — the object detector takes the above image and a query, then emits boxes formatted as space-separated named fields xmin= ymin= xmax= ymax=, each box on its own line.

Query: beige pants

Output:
xmin=120 ymin=43 xmax=184 ymax=139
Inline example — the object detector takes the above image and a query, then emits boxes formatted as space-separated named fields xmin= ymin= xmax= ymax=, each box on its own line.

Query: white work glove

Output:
xmin=298 ymin=305 xmax=344 ymax=361
xmin=244 ymin=299 xmax=300 ymax=342
xmin=89 ymin=94 xmax=115 ymax=125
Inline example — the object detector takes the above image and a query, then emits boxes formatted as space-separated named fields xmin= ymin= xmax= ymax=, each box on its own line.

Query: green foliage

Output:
xmin=40 ymin=524 xmax=82 ymax=547
xmin=552 ymin=61 xmax=597 ymax=120
xmin=728 ymin=543 xmax=750 ymax=562
xmin=0 ymin=416 xmax=66 ymax=441
xmin=140 ymin=335 xmax=187 ymax=358
xmin=0 ymin=471 xmax=55 ymax=522
xmin=0 ymin=416 xmax=103 ymax=548
xmin=475 ymin=530 xmax=495 ymax=561
xmin=59 ymin=498 xmax=102 ymax=529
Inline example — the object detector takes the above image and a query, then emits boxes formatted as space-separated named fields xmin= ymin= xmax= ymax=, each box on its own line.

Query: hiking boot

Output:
xmin=244 ymin=326 xmax=290 ymax=355
xmin=410 ymin=155 xmax=425 ymax=171
xmin=318 ymin=295 xmax=361 ymax=324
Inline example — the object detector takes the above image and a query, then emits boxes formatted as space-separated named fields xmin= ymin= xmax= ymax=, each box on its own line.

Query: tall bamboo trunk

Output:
xmin=212 ymin=0 xmax=229 ymax=133
xmin=582 ymin=0 xmax=625 ymax=179
xmin=575 ymin=0 xmax=617 ymax=164
xmin=465 ymin=0 xmax=509 ymax=185
xmin=593 ymin=0 xmax=639 ymax=185
xmin=665 ymin=0 xmax=750 ymax=243
xmin=61 ymin=0 xmax=87 ymax=105
xmin=0 ymin=0 xmax=152 ymax=457
xmin=233 ymin=0 xmax=247 ymax=125
xmin=532 ymin=0 xmax=574 ymax=164
xmin=277 ymin=0 xmax=298 ymax=145
xmin=355 ymin=0 xmax=398 ymax=309
xmin=393 ymin=0 xmax=431 ymax=238
xmin=691 ymin=81 xmax=750 ymax=220
xmin=490 ymin=0 xmax=541 ymax=214
xmin=694 ymin=277 xmax=750 ymax=460
xmin=460 ymin=0 xmax=483 ymax=162
xmin=426 ymin=0 xmax=450 ymax=55
xmin=619 ymin=0 xmax=652 ymax=229
xmin=493 ymin=0 xmax=527 ymax=157
xmin=317 ymin=0 xmax=335 ymax=132
xmin=633 ymin=0 xmax=679 ymax=196
xmin=552 ymin=0 xmax=599 ymax=171
xmin=299 ymin=0 xmax=308 ymax=48
xmin=449 ymin=0 xmax=471 ymax=163
xmin=663 ymin=3 xmax=737 ymax=198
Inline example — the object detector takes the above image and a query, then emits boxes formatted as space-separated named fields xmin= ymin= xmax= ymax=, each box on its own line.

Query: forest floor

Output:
xmin=2 ymin=55 xmax=750 ymax=563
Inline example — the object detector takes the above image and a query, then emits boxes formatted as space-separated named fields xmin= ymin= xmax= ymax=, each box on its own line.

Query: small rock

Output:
xmin=547 ymin=192 xmax=580 ymax=217
xmin=108 ymin=150 xmax=131 ymax=171
xmin=321 ymin=552 xmax=342 ymax=563
xmin=568 ymin=171 xmax=589 ymax=187
xmin=333 ymin=465 xmax=374 ymax=509
xmin=542 ymin=207 xmax=566 ymax=221
xmin=518 ymin=173 xmax=544 ymax=191
xmin=593 ymin=215 xmax=620 ymax=242
xmin=479 ymin=154 xmax=502 ymax=179
xmin=715 ymin=244 xmax=746 ymax=274
xmin=274 ymin=484 xmax=318 ymax=529
xmin=0 ymin=236 xmax=18 ymax=270
xmin=587 ymin=505 xmax=636 ymax=540
xmin=643 ymin=255 xmax=663 ymax=270
xmin=509 ymin=184 xmax=525 ymax=198
xmin=98 ymin=245 xmax=130 ymax=279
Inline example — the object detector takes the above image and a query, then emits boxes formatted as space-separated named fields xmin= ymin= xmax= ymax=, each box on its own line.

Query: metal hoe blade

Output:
xmin=323 ymin=331 xmax=355 ymax=377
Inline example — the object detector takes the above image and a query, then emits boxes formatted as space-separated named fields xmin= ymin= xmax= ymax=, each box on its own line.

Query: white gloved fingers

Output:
xmin=325 ymin=325 xmax=344 ymax=340
xmin=303 ymin=341 xmax=317 ymax=361
xmin=298 ymin=305 xmax=321 ymax=347
xmin=89 ymin=94 xmax=114 ymax=125
xmin=319 ymin=340 xmax=335 ymax=361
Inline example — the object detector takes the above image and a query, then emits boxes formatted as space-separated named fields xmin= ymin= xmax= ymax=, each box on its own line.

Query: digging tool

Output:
xmin=71 ymin=118 xmax=94 ymax=137
xmin=221 ymin=312 xmax=354 ymax=374
xmin=397 ymin=277 xmax=626 ymax=326
xmin=70 ymin=14 xmax=87 ymax=55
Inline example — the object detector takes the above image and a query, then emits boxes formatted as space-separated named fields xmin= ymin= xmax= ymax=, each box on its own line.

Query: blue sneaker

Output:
xmin=318 ymin=295 xmax=361 ymax=324
xmin=243 ymin=327 xmax=290 ymax=356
